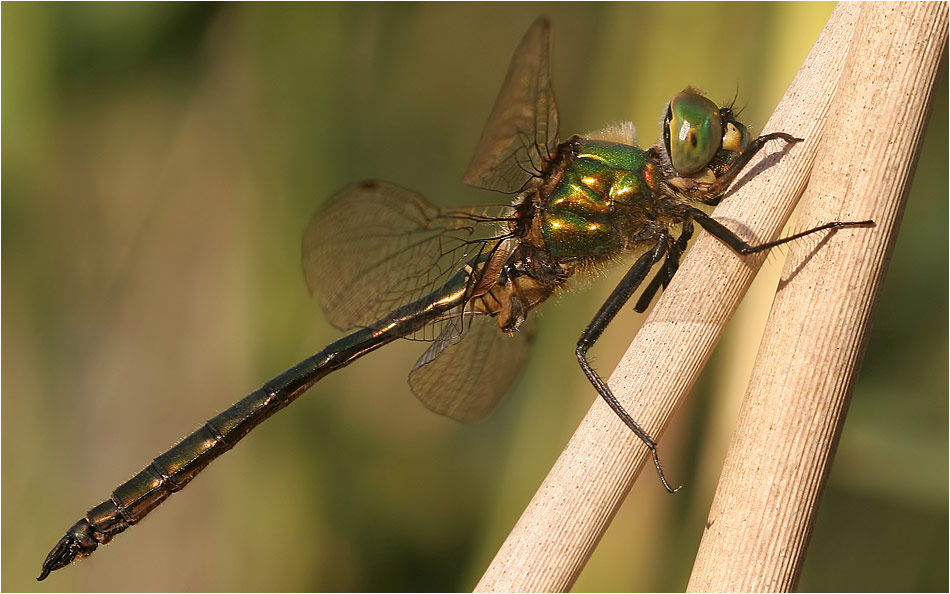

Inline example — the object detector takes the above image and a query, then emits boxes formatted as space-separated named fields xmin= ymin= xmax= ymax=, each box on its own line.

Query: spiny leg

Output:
xmin=634 ymin=220 xmax=693 ymax=314
xmin=594 ymin=211 xmax=872 ymax=491
xmin=685 ymin=205 xmax=875 ymax=255
xmin=676 ymin=219 xmax=694 ymax=252
xmin=576 ymin=233 xmax=681 ymax=493
xmin=633 ymin=258 xmax=672 ymax=314
xmin=704 ymin=132 xmax=802 ymax=205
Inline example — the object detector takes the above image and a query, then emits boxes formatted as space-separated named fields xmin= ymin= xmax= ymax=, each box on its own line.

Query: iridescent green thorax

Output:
xmin=541 ymin=138 xmax=657 ymax=260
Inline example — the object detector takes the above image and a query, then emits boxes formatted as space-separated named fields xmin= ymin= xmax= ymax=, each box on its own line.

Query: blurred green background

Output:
xmin=4 ymin=3 xmax=946 ymax=592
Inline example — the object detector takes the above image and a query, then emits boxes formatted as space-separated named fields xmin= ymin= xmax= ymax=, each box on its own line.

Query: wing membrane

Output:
xmin=409 ymin=315 xmax=533 ymax=422
xmin=302 ymin=180 xmax=514 ymax=331
xmin=462 ymin=18 xmax=560 ymax=193
xmin=305 ymin=20 xmax=556 ymax=419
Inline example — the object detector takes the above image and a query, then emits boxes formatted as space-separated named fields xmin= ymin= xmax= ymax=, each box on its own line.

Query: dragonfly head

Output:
xmin=660 ymin=88 xmax=752 ymax=178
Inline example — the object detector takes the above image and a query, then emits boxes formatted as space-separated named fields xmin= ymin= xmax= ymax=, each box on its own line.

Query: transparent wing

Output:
xmin=302 ymin=180 xmax=514 ymax=331
xmin=409 ymin=314 xmax=534 ymax=422
xmin=462 ymin=18 xmax=560 ymax=193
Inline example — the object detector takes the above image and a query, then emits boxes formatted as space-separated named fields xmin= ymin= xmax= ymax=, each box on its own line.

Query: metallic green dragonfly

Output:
xmin=39 ymin=18 xmax=872 ymax=580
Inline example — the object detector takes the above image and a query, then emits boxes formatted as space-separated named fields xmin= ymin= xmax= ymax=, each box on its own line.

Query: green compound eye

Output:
xmin=665 ymin=92 xmax=723 ymax=175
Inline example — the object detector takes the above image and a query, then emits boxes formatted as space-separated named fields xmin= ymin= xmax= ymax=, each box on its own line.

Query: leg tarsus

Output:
xmin=652 ymin=448 xmax=682 ymax=494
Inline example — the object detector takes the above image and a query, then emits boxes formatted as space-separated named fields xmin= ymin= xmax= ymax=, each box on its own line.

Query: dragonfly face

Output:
xmin=39 ymin=16 xmax=873 ymax=582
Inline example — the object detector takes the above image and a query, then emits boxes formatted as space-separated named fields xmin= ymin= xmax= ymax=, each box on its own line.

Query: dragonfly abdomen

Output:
xmin=39 ymin=272 xmax=474 ymax=580
xmin=39 ymin=344 xmax=365 ymax=579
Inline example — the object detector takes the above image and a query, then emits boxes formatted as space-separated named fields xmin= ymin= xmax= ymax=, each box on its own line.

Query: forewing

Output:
xmin=302 ymin=180 xmax=512 ymax=331
xmin=462 ymin=18 xmax=560 ymax=193
xmin=408 ymin=315 xmax=533 ymax=423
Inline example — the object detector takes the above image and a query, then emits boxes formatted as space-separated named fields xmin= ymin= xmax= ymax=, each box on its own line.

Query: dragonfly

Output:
xmin=39 ymin=18 xmax=873 ymax=580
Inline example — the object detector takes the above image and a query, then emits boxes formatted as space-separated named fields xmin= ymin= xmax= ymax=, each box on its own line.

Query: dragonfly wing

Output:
xmin=408 ymin=314 xmax=533 ymax=423
xmin=462 ymin=18 xmax=559 ymax=194
xmin=303 ymin=180 xmax=513 ymax=331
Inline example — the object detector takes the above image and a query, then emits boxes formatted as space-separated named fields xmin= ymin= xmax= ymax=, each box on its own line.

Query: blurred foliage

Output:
xmin=3 ymin=3 xmax=946 ymax=592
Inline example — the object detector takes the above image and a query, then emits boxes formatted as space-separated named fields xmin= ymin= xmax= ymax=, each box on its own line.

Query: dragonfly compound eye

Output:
xmin=665 ymin=91 xmax=723 ymax=175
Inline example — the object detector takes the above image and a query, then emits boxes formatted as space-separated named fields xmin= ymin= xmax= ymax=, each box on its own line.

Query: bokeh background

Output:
xmin=4 ymin=3 xmax=946 ymax=592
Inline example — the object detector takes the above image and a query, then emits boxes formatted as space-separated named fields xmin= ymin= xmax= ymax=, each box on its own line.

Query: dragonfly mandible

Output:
xmin=39 ymin=17 xmax=873 ymax=580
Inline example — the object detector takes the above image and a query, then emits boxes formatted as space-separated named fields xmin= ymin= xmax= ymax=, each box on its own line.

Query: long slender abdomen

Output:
xmin=37 ymin=342 xmax=354 ymax=580
xmin=38 ymin=261 xmax=477 ymax=581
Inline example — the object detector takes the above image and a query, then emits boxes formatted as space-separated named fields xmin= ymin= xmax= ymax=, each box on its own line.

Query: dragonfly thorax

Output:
xmin=538 ymin=137 xmax=665 ymax=261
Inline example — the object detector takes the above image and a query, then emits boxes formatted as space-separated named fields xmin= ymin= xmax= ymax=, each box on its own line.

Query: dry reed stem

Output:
xmin=475 ymin=4 xmax=864 ymax=592
xmin=688 ymin=3 xmax=948 ymax=592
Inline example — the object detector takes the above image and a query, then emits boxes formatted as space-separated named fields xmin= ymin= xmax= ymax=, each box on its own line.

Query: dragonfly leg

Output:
xmin=634 ymin=220 xmax=693 ymax=313
xmin=685 ymin=205 xmax=875 ymax=254
xmin=632 ymin=261 xmax=668 ymax=314
xmin=575 ymin=232 xmax=681 ymax=493
xmin=702 ymin=132 xmax=802 ymax=205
